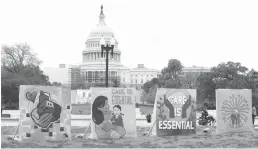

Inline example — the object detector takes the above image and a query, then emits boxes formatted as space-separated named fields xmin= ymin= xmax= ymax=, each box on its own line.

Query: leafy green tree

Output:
xmin=161 ymin=67 xmax=169 ymax=75
xmin=197 ymin=61 xmax=258 ymax=109
xmin=1 ymin=43 xmax=50 ymax=109
xmin=141 ymin=59 xmax=184 ymax=104
xmin=112 ymin=77 xmax=120 ymax=88
xmin=141 ymin=78 xmax=159 ymax=103
xmin=180 ymin=71 xmax=203 ymax=89
xmin=51 ymin=82 xmax=62 ymax=86
xmin=196 ymin=72 xmax=216 ymax=105
xmin=1 ymin=43 xmax=42 ymax=74
xmin=198 ymin=109 xmax=215 ymax=126
xmin=164 ymin=78 xmax=181 ymax=88
xmin=246 ymin=69 xmax=258 ymax=107
xmin=141 ymin=84 xmax=158 ymax=103
xmin=167 ymin=59 xmax=183 ymax=79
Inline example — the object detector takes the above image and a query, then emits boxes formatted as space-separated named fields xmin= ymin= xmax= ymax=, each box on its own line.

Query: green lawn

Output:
xmin=2 ymin=126 xmax=258 ymax=148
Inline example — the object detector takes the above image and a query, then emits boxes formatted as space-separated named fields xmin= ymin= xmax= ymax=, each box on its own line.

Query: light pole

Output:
xmin=100 ymin=35 xmax=115 ymax=87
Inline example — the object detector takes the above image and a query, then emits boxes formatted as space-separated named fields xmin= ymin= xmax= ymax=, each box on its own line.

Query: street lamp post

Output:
xmin=100 ymin=35 xmax=115 ymax=87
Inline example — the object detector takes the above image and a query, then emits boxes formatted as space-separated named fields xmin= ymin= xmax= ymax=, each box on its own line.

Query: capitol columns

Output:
xmin=100 ymin=35 xmax=115 ymax=87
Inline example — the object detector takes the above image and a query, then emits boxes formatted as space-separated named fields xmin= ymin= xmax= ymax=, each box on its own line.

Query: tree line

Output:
xmin=141 ymin=59 xmax=258 ymax=110
xmin=2 ymin=43 xmax=258 ymax=110
xmin=1 ymin=43 xmax=121 ymax=109
xmin=1 ymin=43 xmax=62 ymax=109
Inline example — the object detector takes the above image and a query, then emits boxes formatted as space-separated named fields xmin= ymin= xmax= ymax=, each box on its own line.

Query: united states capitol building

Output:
xmin=44 ymin=6 xmax=210 ymax=93
xmin=44 ymin=6 xmax=161 ymax=90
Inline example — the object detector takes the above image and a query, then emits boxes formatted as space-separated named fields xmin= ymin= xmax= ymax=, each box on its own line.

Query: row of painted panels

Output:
xmin=18 ymin=85 xmax=253 ymax=141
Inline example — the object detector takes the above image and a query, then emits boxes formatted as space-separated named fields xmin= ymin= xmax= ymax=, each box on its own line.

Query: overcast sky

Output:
xmin=0 ymin=0 xmax=257 ymax=71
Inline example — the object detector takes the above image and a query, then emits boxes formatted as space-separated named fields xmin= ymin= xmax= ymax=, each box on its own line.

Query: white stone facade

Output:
xmin=43 ymin=65 xmax=70 ymax=88
xmin=79 ymin=6 xmax=160 ymax=89
xmin=179 ymin=66 xmax=211 ymax=76
xmin=43 ymin=6 xmax=161 ymax=90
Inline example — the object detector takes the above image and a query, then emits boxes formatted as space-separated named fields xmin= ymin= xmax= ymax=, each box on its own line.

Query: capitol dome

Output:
xmin=82 ymin=5 xmax=121 ymax=66
xmin=64 ymin=5 xmax=161 ymax=89
xmin=88 ymin=5 xmax=115 ymax=37
xmin=89 ymin=23 xmax=114 ymax=37
xmin=87 ymin=17 xmax=116 ymax=40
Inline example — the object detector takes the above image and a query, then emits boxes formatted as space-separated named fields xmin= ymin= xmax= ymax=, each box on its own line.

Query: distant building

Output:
xmin=180 ymin=66 xmax=211 ymax=74
xmin=59 ymin=64 xmax=66 ymax=68
xmin=128 ymin=64 xmax=161 ymax=90
xmin=43 ymin=64 xmax=82 ymax=89
xmin=78 ymin=6 xmax=160 ymax=89
xmin=179 ymin=66 xmax=211 ymax=88
xmin=43 ymin=6 xmax=161 ymax=90
xmin=71 ymin=89 xmax=90 ymax=104
xmin=43 ymin=64 xmax=70 ymax=88
xmin=76 ymin=89 xmax=91 ymax=103
xmin=68 ymin=66 xmax=81 ymax=89
xmin=71 ymin=90 xmax=77 ymax=104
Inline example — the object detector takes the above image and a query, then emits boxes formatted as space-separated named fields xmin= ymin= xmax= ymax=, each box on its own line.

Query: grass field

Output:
xmin=2 ymin=126 xmax=258 ymax=148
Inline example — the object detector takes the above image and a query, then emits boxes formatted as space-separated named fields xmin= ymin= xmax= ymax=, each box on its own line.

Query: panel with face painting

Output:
xmin=90 ymin=87 xmax=137 ymax=139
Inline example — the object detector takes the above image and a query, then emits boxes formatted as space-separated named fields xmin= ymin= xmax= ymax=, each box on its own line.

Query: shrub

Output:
xmin=198 ymin=109 xmax=215 ymax=126
xmin=146 ymin=113 xmax=152 ymax=123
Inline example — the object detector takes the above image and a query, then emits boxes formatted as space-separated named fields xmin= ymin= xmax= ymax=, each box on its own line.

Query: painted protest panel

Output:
xmin=216 ymin=89 xmax=252 ymax=134
xmin=90 ymin=87 xmax=137 ymax=139
xmin=150 ymin=98 xmax=157 ymax=136
xmin=155 ymin=88 xmax=196 ymax=136
xmin=19 ymin=85 xmax=71 ymax=141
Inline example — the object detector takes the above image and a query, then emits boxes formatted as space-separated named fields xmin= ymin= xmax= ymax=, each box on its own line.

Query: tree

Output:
xmin=161 ymin=67 xmax=169 ymax=75
xmin=196 ymin=72 xmax=217 ymax=109
xmin=167 ymin=59 xmax=183 ymax=79
xmin=111 ymin=76 xmax=120 ymax=87
xmin=142 ymin=81 xmax=153 ymax=93
xmin=141 ymin=59 xmax=184 ymax=104
xmin=1 ymin=43 xmax=50 ymax=109
xmin=246 ymin=69 xmax=258 ymax=91
xmin=197 ymin=61 xmax=258 ymax=109
xmin=51 ymin=82 xmax=62 ymax=86
xmin=1 ymin=43 xmax=42 ymax=75
xmin=141 ymin=78 xmax=159 ymax=104
xmin=164 ymin=78 xmax=181 ymax=88
xmin=180 ymin=71 xmax=202 ymax=89
xmin=112 ymin=77 xmax=120 ymax=88
xmin=198 ymin=109 xmax=215 ymax=126
xmin=141 ymin=84 xmax=158 ymax=103
xmin=246 ymin=69 xmax=258 ymax=107
xmin=140 ymin=91 xmax=146 ymax=105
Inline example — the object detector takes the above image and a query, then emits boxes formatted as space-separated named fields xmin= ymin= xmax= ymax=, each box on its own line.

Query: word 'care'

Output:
xmin=168 ymin=96 xmax=187 ymax=105
xmin=112 ymin=89 xmax=133 ymax=95
xmin=112 ymin=88 xmax=133 ymax=105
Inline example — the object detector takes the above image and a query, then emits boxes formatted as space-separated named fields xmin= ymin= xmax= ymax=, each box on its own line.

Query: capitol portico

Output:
xmin=43 ymin=6 xmax=211 ymax=90
xmin=79 ymin=5 xmax=160 ymax=89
